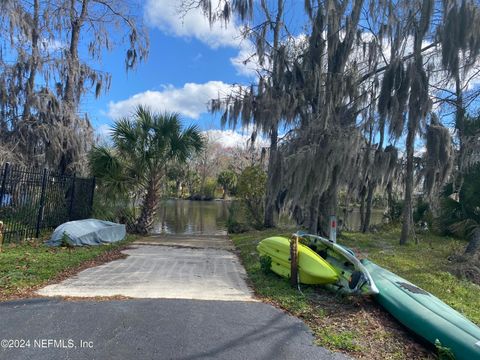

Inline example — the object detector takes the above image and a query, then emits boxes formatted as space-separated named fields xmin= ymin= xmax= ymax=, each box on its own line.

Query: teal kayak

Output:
xmin=363 ymin=259 xmax=480 ymax=360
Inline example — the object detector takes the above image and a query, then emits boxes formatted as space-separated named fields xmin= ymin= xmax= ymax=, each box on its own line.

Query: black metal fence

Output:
xmin=0 ymin=163 xmax=95 ymax=243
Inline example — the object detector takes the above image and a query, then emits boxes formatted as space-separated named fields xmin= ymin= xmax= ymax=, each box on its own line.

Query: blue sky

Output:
xmin=82 ymin=0 xmax=465 ymax=152
xmin=84 ymin=0 xmax=261 ymax=146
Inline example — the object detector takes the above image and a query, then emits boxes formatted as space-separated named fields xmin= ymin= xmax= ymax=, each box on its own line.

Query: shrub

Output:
xmin=226 ymin=201 xmax=250 ymax=233
xmin=237 ymin=165 xmax=267 ymax=229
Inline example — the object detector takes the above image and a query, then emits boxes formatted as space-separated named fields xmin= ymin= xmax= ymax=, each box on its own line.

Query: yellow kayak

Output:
xmin=257 ymin=236 xmax=339 ymax=285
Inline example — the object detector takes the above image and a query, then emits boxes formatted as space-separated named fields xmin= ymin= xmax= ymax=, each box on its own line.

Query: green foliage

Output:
xmin=435 ymin=340 xmax=456 ymax=360
xmin=204 ymin=178 xmax=218 ymax=199
xmin=317 ymin=329 xmax=361 ymax=352
xmin=89 ymin=107 xmax=205 ymax=233
xmin=259 ymin=255 xmax=272 ymax=274
xmin=217 ymin=170 xmax=237 ymax=198
xmin=226 ymin=201 xmax=250 ymax=233
xmin=190 ymin=177 xmax=218 ymax=200
xmin=439 ymin=165 xmax=480 ymax=238
xmin=237 ymin=165 xmax=267 ymax=229
xmin=386 ymin=199 xmax=403 ymax=223
xmin=89 ymin=146 xmax=132 ymax=202
xmin=60 ymin=232 xmax=72 ymax=248
xmin=184 ymin=170 xmax=201 ymax=197
xmin=413 ymin=198 xmax=432 ymax=225
xmin=92 ymin=198 xmax=137 ymax=233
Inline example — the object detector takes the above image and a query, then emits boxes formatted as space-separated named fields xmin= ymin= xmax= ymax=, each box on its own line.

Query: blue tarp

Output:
xmin=47 ymin=219 xmax=126 ymax=246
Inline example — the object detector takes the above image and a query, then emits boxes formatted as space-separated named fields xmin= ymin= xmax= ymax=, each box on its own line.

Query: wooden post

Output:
xmin=290 ymin=235 xmax=299 ymax=287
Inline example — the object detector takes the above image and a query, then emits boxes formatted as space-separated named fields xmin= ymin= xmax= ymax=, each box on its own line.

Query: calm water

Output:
xmin=152 ymin=199 xmax=384 ymax=235
xmin=152 ymin=199 xmax=230 ymax=235
xmin=340 ymin=208 xmax=384 ymax=231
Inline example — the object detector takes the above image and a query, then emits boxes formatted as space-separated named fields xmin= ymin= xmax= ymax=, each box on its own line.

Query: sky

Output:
xmin=82 ymin=0 xmax=472 ymax=152
xmin=85 ymin=0 xmax=260 ymax=147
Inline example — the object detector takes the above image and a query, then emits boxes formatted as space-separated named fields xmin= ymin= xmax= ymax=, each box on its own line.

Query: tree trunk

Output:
xmin=400 ymin=126 xmax=415 ymax=245
xmin=135 ymin=175 xmax=160 ymax=235
xmin=455 ymin=73 xmax=466 ymax=195
xmin=359 ymin=185 xmax=366 ymax=231
xmin=263 ymin=0 xmax=283 ymax=228
xmin=308 ymin=193 xmax=320 ymax=234
xmin=318 ymin=166 xmax=339 ymax=237
xmin=363 ymin=181 xmax=376 ymax=233
xmin=59 ymin=0 xmax=88 ymax=174
xmin=64 ymin=0 xmax=88 ymax=108
xmin=264 ymin=125 xmax=278 ymax=228
xmin=386 ymin=181 xmax=394 ymax=221
xmin=22 ymin=0 xmax=39 ymax=123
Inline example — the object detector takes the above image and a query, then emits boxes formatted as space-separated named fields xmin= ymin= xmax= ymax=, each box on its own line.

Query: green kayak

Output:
xmin=363 ymin=259 xmax=480 ymax=360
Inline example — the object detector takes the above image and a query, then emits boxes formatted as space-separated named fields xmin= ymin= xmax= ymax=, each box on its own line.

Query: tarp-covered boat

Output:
xmin=257 ymin=236 xmax=339 ymax=285
xmin=47 ymin=219 xmax=126 ymax=246
xmin=363 ymin=259 xmax=480 ymax=360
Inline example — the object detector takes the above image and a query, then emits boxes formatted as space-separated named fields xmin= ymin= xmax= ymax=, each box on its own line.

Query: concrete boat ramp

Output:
xmin=37 ymin=233 xmax=254 ymax=301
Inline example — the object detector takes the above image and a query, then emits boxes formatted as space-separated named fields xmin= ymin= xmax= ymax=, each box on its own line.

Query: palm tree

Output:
xmin=90 ymin=106 xmax=204 ymax=234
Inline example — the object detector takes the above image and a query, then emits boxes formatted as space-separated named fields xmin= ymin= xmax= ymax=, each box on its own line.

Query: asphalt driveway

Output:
xmin=17 ymin=234 xmax=350 ymax=359
xmin=0 ymin=298 xmax=349 ymax=360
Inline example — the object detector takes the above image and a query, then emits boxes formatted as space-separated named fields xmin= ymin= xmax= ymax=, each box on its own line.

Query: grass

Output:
xmin=230 ymin=226 xmax=480 ymax=359
xmin=0 ymin=235 xmax=136 ymax=299
xmin=341 ymin=227 xmax=480 ymax=325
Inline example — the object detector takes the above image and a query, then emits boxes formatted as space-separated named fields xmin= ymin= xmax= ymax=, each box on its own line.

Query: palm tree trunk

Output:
xmin=135 ymin=175 xmax=160 ymax=234
xmin=400 ymin=126 xmax=415 ymax=245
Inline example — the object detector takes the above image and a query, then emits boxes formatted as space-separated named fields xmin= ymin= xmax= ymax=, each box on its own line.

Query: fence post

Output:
xmin=89 ymin=177 xmax=96 ymax=216
xmin=35 ymin=168 xmax=48 ymax=238
xmin=0 ymin=162 xmax=10 ymax=207
xmin=68 ymin=173 xmax=76 ymax=220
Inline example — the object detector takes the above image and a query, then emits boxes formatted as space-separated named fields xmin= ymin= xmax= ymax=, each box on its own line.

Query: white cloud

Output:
xmin=107 ymin=81 xmax=234 ymax=119
xmin=96 ymin=123 xmax=112 ymax=137
xmin=203 ymin=129 xmax=269 ymax=148
xmin=230 ymin=41 xmax=260 ymax=78
xmin=41 ymin=38 xmax=64 ymax=52
xmin=144 ymin=0 xmax=241 ymax=48
xmin=144 ymin=0 xmax=260 ymax=77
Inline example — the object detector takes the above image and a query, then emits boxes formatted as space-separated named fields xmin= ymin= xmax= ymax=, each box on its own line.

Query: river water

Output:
xmin=152 ymin=199 xmax=384 ymax=235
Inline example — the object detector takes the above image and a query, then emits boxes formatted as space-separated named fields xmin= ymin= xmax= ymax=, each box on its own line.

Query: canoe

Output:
xmin=296 ymin=232 xmax=379 ymax=295
xmin=257 ymin=236 xmax=339 ymax=285
xmin=363 ymin=259 xmax=480 ymax=360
